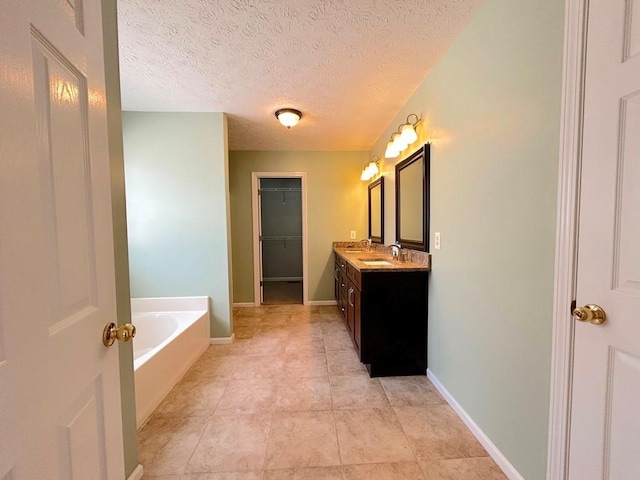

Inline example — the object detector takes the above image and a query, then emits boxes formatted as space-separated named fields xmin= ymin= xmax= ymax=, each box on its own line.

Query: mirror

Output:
xmin=368 ymin=176 xmax=384 ymax=243
xmin=395 ymin=144 xmax=430 ymax=251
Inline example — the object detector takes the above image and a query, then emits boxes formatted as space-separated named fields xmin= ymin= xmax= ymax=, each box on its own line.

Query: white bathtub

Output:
xmin=132 ymin=297 xmax=210 ymax=429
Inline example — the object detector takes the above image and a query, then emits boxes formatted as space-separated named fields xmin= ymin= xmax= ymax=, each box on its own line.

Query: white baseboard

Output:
xmin=127 ymin=464 xmax=143 ymax=480
xmin=427 ymin=369 xmax=525 ymax=480
xmin=210 ymin=333 xmax=235 ymax=345
xmin=233 ymin=302 xmax=256 ymax=307
xmin=307 ymin=300 xmax=337 ymax=306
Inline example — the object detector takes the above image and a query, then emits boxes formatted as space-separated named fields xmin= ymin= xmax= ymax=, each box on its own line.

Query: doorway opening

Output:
xmin=252 ymin=173 xmax=308 ymax=306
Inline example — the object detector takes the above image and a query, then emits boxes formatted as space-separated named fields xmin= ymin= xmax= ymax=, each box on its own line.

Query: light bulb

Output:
xmin=392 ymin=133 xmax=408 ymax=152
xmin=400 ymin=123 xmax=418 ymax=145
xmin=361 ymin=168 xmax=369 ymax=181
xmin=385 ymin=141 xmax=399 ymax=158
xmin=369 ymin=162 xmax=379 ymax=176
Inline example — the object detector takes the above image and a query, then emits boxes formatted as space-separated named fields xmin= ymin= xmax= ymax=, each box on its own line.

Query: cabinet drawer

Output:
xmin=346 ymin=263 xmax=361 ymax=290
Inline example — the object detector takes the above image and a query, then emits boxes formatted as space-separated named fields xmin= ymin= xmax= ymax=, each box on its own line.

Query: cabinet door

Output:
xmin=353 ymin=286 xmax=361 ymax=353
xmin=346 ymin=286 xmax=355 ymax=334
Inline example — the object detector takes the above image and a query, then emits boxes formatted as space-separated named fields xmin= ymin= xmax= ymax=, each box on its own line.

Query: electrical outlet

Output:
xmin=350 ymin=230 xmax=356 ymax=239
xmin=434 ymin=232 xmax=441 ymax=250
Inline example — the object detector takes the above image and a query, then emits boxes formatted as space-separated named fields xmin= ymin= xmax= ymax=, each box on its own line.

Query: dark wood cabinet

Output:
xmin=334 ymin=251 xmax=428 ymax=377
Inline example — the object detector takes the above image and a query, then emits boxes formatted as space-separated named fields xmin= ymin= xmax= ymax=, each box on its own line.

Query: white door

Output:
xmin=568 ymin=0 xmax=640 ymax=478
xmin=0 ymin=0 xmax=125 ymax=478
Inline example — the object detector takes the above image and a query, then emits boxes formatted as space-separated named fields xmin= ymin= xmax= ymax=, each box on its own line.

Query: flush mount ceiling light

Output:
xmin=361 ymin=155 xmax=381 ymax=181
xmin=384 ymin=113 xmax=421 ymax=158
xmin=275 ymin=108 xmax=302 ymax=128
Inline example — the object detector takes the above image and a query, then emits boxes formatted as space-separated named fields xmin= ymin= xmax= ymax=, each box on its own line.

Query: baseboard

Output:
xmin=210 ymin=333 xmax=235 ymax=345
xmin=127 ymin=464 xmax=143 ymax=480
xmin=307 ymin=300 xmax=337 ymax=306
xmin=233 ymin=302 xmax=256 ymax=307
xmin=427 ymin=369 xmax=525 ymax=480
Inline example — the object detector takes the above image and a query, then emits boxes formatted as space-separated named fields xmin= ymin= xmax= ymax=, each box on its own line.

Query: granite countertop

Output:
xmin=333 ymin=245 xmax=430 ymax=272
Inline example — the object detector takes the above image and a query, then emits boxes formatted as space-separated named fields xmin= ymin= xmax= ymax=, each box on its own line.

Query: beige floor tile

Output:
xmin=186 ymin=413 xmax=271 ymax=474
xmin=264 ymin=411 xmax=341 ymax=469
xmin=138 ymin=415 xmax=207 ymax=476
xmin=285 ymin=337 xmax=326 ymax=356
xmin=342 ymin=462 xmax=425 ymax=479
xmin=276 ymin=377 xmax=332 ymax=411
xmin=257 ymin=324 xmax=298 ymax=338
xmin=334 ymin=408 xmax=414 ymax=465
xmin=247 ymin=336 xmax=289 ymax=355
xmin=330 ymin=373 xmax=390 ymax=410
xmin=180 ymin=472 xmax=264 ymax=480
xmin=287 ymin=323 xmax=324 ymax=338
xmin=282 ymin=354 xmax=328 ymax=378
xmin=419 ymin=458 xmax=507 ymax=479
xmin=156 ymin=378 xmax=227 ymax=417
xmin=258 ymin=312 xmax=293 ymax=326
xmin=234 ymin=307 xmax=270 ymax=318
xmin=379 ymin=377 xmax=445 ymax=407
xmin=317 ymin=306 xmax=340 ymax=315
xmin=182 ymin=357 xmax=238 ymax=383
xmin=320 ymin=322 xmax=348 ymax=336
xmin=262 ymin=466 xmax=343 ymax=480
xmin=214 ymin=378 xmax=278 ymax=415
xmin=234 ymin=325 xmax=259 ymax=339
xmin=204 ymin=340 xmax=254 ymax=358
xmin=326 ymin=349 xmax=366 ymax=377
xmin=323 ymin=332 xmax=354 ymax=352
xmin=395 ymin=405 xmax=487 ymax=460
xmin=233 ymin=354 xmax=284 ymax=379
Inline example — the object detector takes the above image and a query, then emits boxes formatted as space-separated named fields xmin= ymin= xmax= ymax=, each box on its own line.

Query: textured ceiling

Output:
xmin=117 ymin=0 xmax=484 ymax=151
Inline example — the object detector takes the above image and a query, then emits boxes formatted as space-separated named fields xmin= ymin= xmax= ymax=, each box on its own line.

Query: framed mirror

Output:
xmin=395 ymin=144 xmax=430 ymax=251
xmin=368 ymin=176 xmax=384 ymax=243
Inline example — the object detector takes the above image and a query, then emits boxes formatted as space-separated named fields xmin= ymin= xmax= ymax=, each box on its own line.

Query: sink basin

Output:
xmin=344 ymin=249 xmax=364 ymax=253
xmin=361 ymin=260 xmax=392 ymax=266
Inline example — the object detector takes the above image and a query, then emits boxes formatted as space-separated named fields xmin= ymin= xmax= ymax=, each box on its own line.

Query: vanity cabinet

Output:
xmin=334 ymin=251 xmax=428 ymax=377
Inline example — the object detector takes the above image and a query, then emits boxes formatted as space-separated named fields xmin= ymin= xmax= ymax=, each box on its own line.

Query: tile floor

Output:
xmin=139 ymin=305 xmax=507 ymax=480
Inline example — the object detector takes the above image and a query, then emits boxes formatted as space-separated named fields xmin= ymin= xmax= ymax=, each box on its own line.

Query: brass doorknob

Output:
xmin=103 ymin=322 xmax=137 ymax=347
xmin=572 ymin=304 xmax=607 ymax=325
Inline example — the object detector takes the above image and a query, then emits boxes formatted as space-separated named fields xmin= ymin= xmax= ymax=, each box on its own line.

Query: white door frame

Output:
xmin=251 ymin=172 xmax=309 ymax=306
xmin=547 ymin=0 xmax=589 ymax=477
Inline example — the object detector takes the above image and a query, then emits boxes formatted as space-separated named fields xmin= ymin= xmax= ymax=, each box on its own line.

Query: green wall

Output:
xmin=229 ymin=151 xmax=368 ymax=304
xmin=102 ymin=0 xmax=138 ymax=476
xmin=369 ymin=1 xmax=564 ymax=478
xmin=123 ymin=112 xmax=234 ymax=337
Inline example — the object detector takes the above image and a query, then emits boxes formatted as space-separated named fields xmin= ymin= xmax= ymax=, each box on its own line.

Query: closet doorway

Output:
xmin=251 ymin=172 xmax=308 ymax=306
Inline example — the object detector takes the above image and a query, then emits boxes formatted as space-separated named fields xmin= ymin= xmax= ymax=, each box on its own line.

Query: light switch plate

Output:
xmin=434 ymin=232 xmax=441 ymax=249
xmin=350 ymin=230 xmax=356 ymax=239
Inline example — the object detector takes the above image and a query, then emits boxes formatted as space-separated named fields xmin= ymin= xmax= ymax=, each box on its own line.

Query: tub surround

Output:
xmin=132 ymin=296 xmax=210 ymax=429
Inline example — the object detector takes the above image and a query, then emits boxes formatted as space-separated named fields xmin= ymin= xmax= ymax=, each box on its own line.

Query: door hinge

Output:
xmin=258 ymin=189 xmax=261 ymax=196
xmin=259 ymin=235 xmax=263 ymax=241
xmin=570 ymin=299 xmax=576 ymax=315
xmin=260 ymin=281 xmax=264 ymax=287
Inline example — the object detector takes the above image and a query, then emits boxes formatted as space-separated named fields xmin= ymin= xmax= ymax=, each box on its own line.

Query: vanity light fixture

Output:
xmin=360 ymin=155 xmax=380 ymax=181
xmin=275 ymin=108 xmax=302 ymax=128
xmin=384 ymin=113 xmax=421 ymax=158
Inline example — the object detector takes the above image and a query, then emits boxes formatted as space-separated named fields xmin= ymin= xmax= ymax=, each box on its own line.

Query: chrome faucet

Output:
xmin=390 ymin=242 xmax=401 ymax=259
xmin=360 ymin=238 xmax=372 ymax=251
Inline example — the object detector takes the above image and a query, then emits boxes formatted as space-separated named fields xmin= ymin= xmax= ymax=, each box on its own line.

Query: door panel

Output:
xmin=605 ymin=349 xmax=640 ymax=477
xmin=569 ymin=0 xmax=640 ymax=478
xmin=0 ymin=0 xmax=125 ymax=478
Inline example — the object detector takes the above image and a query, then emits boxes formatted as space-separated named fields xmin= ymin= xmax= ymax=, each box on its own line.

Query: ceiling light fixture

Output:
xmin=275 ymin=108 xmax=302 ymax=128
xmin=384 ymin=113 xmax=421 ymax=158
xmin=360 ymin=155 xmax=381 ymax=182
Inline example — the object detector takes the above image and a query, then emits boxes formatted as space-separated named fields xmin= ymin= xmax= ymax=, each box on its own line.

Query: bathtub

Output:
xmin=132 ymin=296 xmax=210 ymax=429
